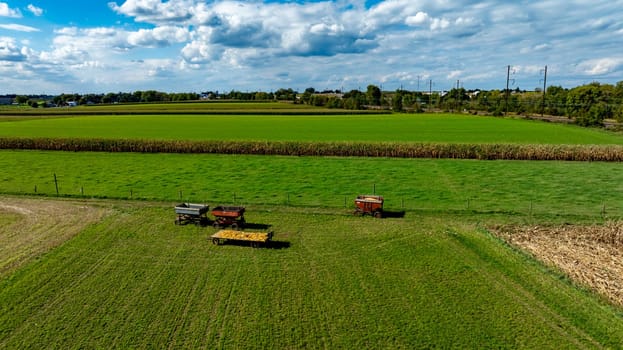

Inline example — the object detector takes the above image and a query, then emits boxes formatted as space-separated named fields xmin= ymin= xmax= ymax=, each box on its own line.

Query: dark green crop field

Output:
xmin=1 ymin=113 xmax=622 ymax=144
xmin=1 ymin=201 xmax=622 ymax=348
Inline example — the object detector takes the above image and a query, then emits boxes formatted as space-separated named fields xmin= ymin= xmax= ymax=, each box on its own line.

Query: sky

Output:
xmin=0 ymin=0 xmax=622 ymax=94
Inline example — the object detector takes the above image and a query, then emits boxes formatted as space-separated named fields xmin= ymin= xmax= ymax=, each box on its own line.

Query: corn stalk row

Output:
xmin=1 ymin=137 xmax=622 ymax=161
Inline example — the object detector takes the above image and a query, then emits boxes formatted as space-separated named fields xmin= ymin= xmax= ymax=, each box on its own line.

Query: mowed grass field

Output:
xmin=1 ymin=199 xmax=623 ymax=348
xmin=2 ymin=151 xmax=623 ymax=219
xmin=1 ymin=113 xmax=623 ymax=144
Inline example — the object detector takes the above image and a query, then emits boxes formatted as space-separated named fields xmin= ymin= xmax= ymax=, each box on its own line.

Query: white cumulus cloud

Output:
xmin=406 ymin=12 xmax=430 ymax=26
xmin=27 ymin=4 xmax=43 ymax=16
xmin=3 ymin=0 xmax=623 ymax=94
xmin=0 ymin=23 xmax=39 ymax=32
xmin=108 ymin=0 xmax=194 ymax=24
xmin=577 ymin=58 xmax=623 ymax=76
xmin=127 ymin=26 xmax=190 ymax=47
xmin=0 ymin=36 xmax=27 ymax=61
xmin=0 ymin=2 xmax=21 ymax=17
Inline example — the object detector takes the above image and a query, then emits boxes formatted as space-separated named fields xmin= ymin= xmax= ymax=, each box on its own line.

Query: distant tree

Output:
xmin=545 ymin=86 xmax=568 ymax=116
xmin=102 ymin=92 xmax=117 ymax=104
xmin=615 ymin=81 xmax=623 ymax=100
xmin=326 ymin=96 xmax=344 ymax=108
xmin=309 ymin=94 xmax=328 ymax=107
xmin=301 ymin=87 xmax=315 ymax=105
xmin=274 ymin=88 xmax=297 ymax=101
xmin=343 ymin=90 xmax=365 ymax=110
xmin=366 ymin=85 xmax=381 ymax=106
xmin=392 ymin=90 xmax=403 ymax=112
xmin=566 ymin=83 xmax=602 ymax=123
xmin=614 ymin=104 xmax=623 ymax=123
xmin=254 ymin=91 xmax=271 ymax=100
xmin=140 ymin=90 xmax=160 ymax=102
xmin=15 ymin=95 xmax=28 ymax=104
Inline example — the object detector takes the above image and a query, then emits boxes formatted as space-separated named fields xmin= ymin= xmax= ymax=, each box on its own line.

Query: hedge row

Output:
xmin=1 ymin=137 xmax=622 ymax=161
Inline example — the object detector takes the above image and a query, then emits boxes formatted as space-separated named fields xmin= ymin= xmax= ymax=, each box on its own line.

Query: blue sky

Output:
xmin=1 ymin=0 xmax=622 ymax=94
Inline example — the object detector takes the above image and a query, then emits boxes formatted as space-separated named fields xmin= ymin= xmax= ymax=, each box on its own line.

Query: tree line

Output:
xmin=155 ymin=82 xmax=623 ymax=127
xmin=9 ymin=91 xmax=201 ymax=107
xmin=5 ymin=81 xmax=623 ymax=126
xmin=432 ymin=82 xmax=623 ymax=126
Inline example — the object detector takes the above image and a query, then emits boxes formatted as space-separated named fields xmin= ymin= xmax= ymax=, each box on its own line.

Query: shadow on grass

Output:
xmin=266 ymin=240 xmax=291 ymax=249
xmin=213 ymin=239 xmax=291 ymax=249
xmin=383 ymin=210 xmax=406 ymax=218
xmin=244 ymin=222 xmax=273 ymax=230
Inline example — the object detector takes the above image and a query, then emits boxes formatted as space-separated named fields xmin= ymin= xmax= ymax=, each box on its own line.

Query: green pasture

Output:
xmin=2 ymin=150 xmax=622 ymax=220
xmin=1 ymin=204 xmax=622 ymax=348
xmin=1 ymin=114 xmax=622 ymax=144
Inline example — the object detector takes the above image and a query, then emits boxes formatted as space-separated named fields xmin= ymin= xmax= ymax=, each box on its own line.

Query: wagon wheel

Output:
xmin=251 ymin=241 xmax=259 ymax=248
xmin=231 ymin=222 xmax=239 ymax=230
xmin=374 ymin=211 xmax=382 ymax=218
xmin=175 ymin=219 xmax=180 ymax=225
xmin=353 ymin=210 xmax=361 ymax=216
xmin=212 ymin=238 xmax=220 ymax=245
xmin=212 ymin=222 xmax=220 ymax=229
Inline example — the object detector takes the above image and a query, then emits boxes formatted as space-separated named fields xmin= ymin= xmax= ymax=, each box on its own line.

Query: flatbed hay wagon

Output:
xmin=354 ymin=195 xmax=384 ymax=218
xmin=174 ymin=203 xmax=209 ymax=225
xmin=211 ymin=206 xmax=246 ymax=229
xmin=211 ymin=229 xmax=273 ymax=248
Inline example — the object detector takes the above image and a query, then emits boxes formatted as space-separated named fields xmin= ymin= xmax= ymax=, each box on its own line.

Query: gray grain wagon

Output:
xmin=174 ymin=203 xmax=209 ymax=225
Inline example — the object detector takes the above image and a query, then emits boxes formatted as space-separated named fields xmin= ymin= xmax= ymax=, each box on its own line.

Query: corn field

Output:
xmin=2 ymin=137 xmax=623 ymax=161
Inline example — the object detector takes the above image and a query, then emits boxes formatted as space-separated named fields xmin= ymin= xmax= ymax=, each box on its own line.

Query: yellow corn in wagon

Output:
xmin=210 ymin=229 xmax=273 ymax=248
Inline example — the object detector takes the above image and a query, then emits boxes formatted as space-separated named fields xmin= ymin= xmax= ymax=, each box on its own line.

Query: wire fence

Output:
xmin=5 ymin=174 xmax=622 ymax=221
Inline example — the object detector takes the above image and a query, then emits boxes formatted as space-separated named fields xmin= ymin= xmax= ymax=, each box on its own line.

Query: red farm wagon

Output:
xmin=211 ymin=206 xmax=246 ymax=230
xmin=354 ymin=195 xmax=384 ymax=218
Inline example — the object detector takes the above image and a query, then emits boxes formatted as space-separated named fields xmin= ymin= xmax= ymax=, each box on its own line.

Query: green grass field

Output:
xmin=2 ymin=104 xmax=623 ymax=348
xmin=1 ymin=203 xmax=622 ymax=348
xmin=1 ymin=114 xmax=622 ymax=144
xmin=1 ymin=150 xmax=622 ymax=220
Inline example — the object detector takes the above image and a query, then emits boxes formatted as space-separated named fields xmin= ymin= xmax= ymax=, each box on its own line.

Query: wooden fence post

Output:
xmin=54 ymin=173 xmax=59 ymax=196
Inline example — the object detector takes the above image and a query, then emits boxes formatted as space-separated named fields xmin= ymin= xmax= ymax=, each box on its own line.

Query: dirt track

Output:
xmin=0 ymin=196 xmax=110 ymax=277
xmin=492 ymin=223 xmax=623 ymax=307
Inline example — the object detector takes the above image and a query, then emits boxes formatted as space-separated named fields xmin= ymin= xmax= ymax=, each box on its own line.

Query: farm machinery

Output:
xmin=174 ymin=204 xmax=273 ymax=248
xmin=354 ymin=195 xmax=384 ymax=218
xmin=211 ymin=206 xmax=246 ymax=229
xmin=174 ymin=204 xmax=246 ymax=229
xmin=174 ymin=203 xmax=210 ymax=225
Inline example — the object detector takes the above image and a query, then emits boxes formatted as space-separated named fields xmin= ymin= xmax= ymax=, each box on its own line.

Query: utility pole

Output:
xmin=429 ymin=79 xmax=433 ymax=111
xmin=541 ymin=65 xmax=548 ymax=117
xmin=505 ymin=65 xmax=511 ymax=116
xmin=456 ymin=80 xmax=460 ymax=112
